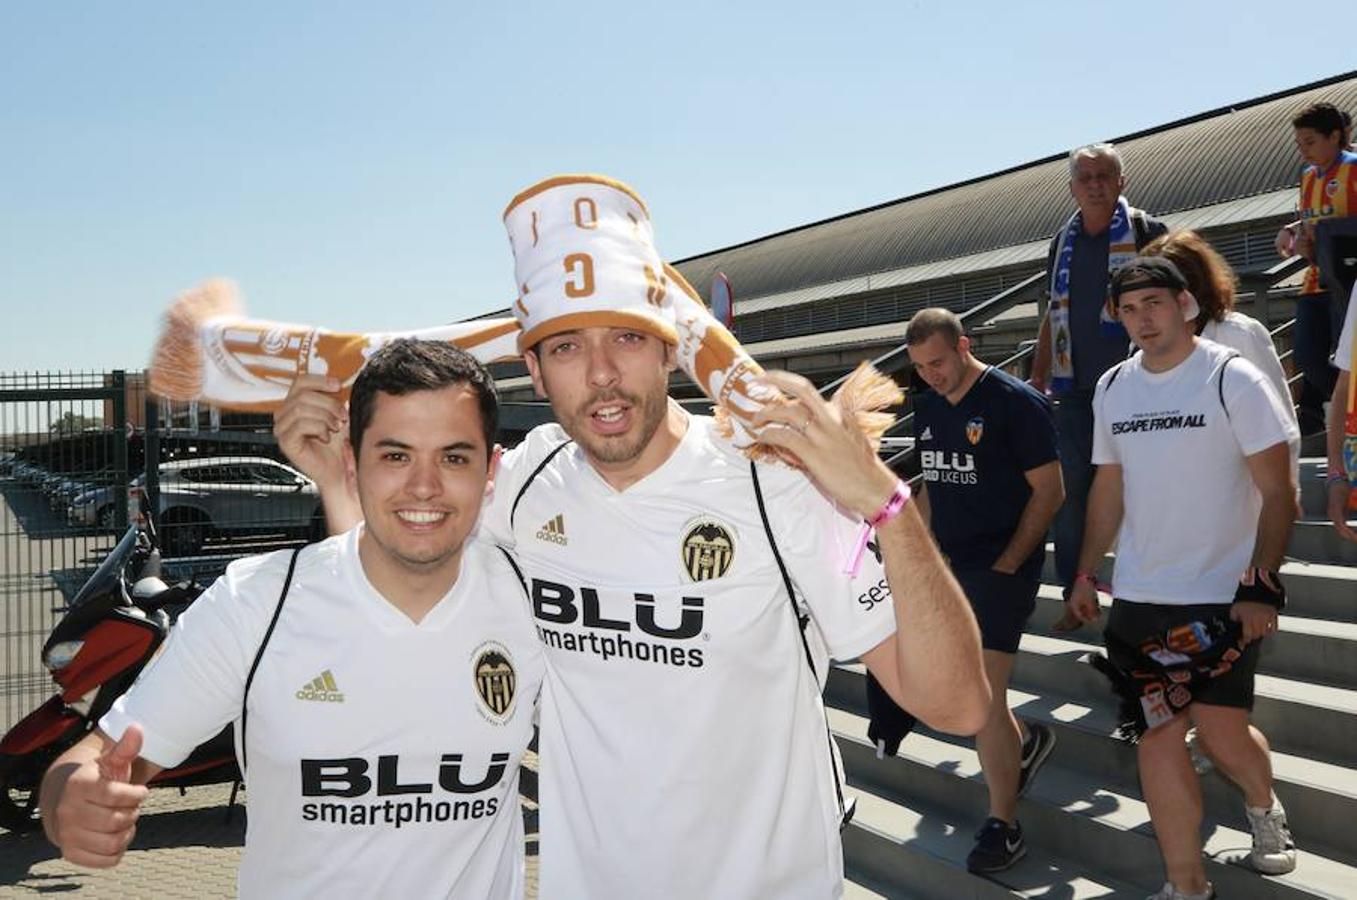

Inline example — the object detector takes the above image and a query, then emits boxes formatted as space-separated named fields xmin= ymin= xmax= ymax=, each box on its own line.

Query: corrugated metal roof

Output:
xmin=672 ymin=74 xmax=1357 ymax=309
xmin=737 ymin=300 xmax=1042 ymax=358
xmin=734 ymin=189 xmax=1295 ymax=315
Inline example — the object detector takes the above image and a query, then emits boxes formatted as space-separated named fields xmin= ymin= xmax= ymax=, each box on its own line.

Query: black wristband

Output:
xmin=1233 ymin=567 xmax=1286 ymax=611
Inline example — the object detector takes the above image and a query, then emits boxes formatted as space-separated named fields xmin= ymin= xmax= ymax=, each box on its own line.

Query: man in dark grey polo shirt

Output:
xmin=1028 ymin=143 xmax=1166 ymax=622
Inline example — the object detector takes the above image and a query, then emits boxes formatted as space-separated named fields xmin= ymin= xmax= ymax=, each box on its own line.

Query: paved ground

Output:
xmin=0 ymin=784 xmax=243 ymax=898
xmin=0 ymin=784 xmax=542 ymax=898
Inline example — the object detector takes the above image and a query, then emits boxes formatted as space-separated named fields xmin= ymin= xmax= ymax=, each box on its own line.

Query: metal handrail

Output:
xmin=1269 ymin=319 xmax=1295 ymax=339
xmin=881 ymin=342 xmax=1038 ymax=470
xmin=1238 ymin=254 xmax=1308 ymax=289
xmin=818 ymin=270 xmax=1047 ymax=396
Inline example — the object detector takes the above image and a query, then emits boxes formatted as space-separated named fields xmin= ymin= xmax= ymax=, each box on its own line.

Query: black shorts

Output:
xmin=1105 ymin=599 xmax=1262 ymax=711
xmin=955 ymin=568 xmax=1039 ymax=654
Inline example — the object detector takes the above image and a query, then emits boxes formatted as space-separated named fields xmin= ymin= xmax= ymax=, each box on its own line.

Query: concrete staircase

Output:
xmin=832 ymin=461 xmax=1357 ymax=899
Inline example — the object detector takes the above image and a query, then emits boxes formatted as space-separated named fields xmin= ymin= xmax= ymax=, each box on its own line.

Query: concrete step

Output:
xmin=1288 ymin=521 xmax=1357 ymax=566
xmin=842 ymin=876 xmax=892 ymax=899
xmin=1298 ymin=460 xmax=1333 ymax=520
xmin=1025 ymin=588 xmax=1357 ymax=691
xmin=843 ymin=777 xmax=1141 ymax=899
xmin=830 ymin=706 xmax=1357 ymax=900
xmin=827 ymin=665 xmax=1357 ymax=867
xmin=1039 ymin=549 xmax=1357 ymax=619
xmin=998 ymin=631 xmax=1357 ymax=770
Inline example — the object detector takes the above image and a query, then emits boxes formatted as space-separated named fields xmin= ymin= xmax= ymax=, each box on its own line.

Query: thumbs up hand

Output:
xmin=41 ymin=725 xmax=152 ymax=868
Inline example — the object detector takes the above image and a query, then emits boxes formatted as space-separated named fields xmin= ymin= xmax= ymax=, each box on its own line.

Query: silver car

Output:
xmin=71 ymin=456 xmax=324 ymax=556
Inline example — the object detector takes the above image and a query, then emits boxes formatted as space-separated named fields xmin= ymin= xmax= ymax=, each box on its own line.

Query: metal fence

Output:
xmin=0 ymin=371 xmax=319 ymax=733
xmin=1 ymin=372 xmax=133 ymax=732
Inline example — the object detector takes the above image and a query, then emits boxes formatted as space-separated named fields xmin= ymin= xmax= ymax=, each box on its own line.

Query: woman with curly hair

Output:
xmin=1140 ymin=229 xmax=1297 ymax=435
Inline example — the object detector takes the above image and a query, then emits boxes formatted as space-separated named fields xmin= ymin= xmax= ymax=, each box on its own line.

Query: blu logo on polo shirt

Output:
xmin=912 ymin=367 xmax=1058 ymax=579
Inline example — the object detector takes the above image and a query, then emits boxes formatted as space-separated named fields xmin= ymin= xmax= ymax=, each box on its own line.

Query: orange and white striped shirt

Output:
xmin=1299 ymin=150 xmax=1357 ymax=295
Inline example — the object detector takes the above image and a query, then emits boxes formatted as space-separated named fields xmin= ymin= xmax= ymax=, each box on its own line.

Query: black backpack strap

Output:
xmin=509 ymin=440 xmax=573 ymax=531
xmin=750 ymin=460 xmax=849 ymax=825
xmin=239 ymin=545 xmax=304 ymax=778
xmin=1104 ymin=358 xmax=1128 ymax=393
xmin=1218 ymin=352 xmax=1240 ymax=420
xmin=750 ymin=461 xmax=812 ymax=662
xmin=1131 ymin=208 xmax=1152 ymax=250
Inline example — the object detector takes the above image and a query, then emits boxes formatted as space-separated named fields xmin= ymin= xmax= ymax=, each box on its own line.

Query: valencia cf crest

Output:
xmin=681 ymin=518 xmax=735 ymax=582
xmin=1327 ymin=178 xmax=1341 ymax=198
xmin=965 ymin=416 xmax=985 ymax=445
xmin=472 ymin=642 xmax=516 ymax=723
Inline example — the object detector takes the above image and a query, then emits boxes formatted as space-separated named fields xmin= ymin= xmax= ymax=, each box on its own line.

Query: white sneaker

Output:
xmin=1246 ymin=799 xmax=1298 ymax=874
xmin=1146 ymin=881 xmax=1215 ymax=900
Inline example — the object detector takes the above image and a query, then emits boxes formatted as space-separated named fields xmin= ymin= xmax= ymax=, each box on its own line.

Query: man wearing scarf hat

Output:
xmin=272 ymin=175 xmax=990 ymax=898
xmin=1066 ymin=257 xmax=1299 ymax=900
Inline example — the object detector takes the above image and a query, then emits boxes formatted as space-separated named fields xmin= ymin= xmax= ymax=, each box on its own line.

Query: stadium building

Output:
xmin=493 ymin=70 xmax=1357 ymax=429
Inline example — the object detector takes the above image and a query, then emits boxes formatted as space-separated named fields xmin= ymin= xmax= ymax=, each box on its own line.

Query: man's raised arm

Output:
xmin=273 ymin=375 xmax=362 ymax=534
xmin=752 ymin=371 xmax=990 ymax=737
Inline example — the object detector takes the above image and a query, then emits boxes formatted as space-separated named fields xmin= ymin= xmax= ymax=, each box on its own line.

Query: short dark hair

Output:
xmin=348 ymin=339 xmax=498 ymax=462
xmin=904 ymin=307 xmax=964 ymax=347
xmin=1292 ymin=101 xmax=1346 ymax=138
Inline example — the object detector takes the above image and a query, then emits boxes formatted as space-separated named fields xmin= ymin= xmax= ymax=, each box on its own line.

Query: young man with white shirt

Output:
xmin=40 ymin=341 xmax=545 ymax=899
xmin=1067 ymin=258 xmax=1299 ymax=900
xmin=275 ymin=175 xmax=990 ymax=898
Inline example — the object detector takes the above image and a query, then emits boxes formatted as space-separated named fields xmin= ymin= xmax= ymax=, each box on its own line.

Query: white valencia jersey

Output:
xmin=483 ymin=415 xmax=898 ymax=899
xmin=101 ymin=528 xmax=544 ymax=899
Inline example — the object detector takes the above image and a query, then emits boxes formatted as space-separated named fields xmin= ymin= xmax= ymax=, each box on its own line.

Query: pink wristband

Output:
xmin=843 ymin=481 xmax=912 ymax=576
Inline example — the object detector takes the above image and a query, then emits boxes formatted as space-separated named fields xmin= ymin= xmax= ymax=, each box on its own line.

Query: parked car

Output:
xmin=68 ymin=484 xmax=131 ymax=529
xmin=71 ymin=456 xmax=324 ymax=556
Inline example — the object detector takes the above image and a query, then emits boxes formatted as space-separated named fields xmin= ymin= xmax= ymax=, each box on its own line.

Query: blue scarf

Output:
xmin=1048 ymin=196 xmax=1136 ymax=393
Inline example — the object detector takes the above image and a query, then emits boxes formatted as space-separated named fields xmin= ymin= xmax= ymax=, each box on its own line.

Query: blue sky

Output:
xmin=0 ymin=1 xmax=1341 ymax=373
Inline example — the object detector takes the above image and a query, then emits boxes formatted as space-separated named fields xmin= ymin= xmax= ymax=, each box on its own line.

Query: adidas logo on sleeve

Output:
xmin=296 ymin=669 xmax=345 ymax=703
xmin=536 ymin=514 xmax=568 ymax=546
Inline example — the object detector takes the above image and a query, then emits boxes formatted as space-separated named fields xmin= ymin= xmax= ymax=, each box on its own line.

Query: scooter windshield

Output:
xmin=69 ymin=526 xmax=140 ymax=610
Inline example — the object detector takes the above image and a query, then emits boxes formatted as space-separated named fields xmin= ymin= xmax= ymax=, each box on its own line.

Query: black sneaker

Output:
xmin=1017 ymin=721 xmax=1056 ymax=798
xmin=967 ymin=817 xmax=1026 ymax=873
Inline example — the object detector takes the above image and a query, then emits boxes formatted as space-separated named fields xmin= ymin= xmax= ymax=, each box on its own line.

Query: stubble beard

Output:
xmin=562 ymin=383 xmax=669 ymax=467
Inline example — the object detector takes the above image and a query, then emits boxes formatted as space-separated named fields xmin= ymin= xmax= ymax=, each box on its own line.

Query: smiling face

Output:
xmin=524 ymin=326 xmax=678 ymax=478
xmin=349 ymin=384 xmax=493 ymax=578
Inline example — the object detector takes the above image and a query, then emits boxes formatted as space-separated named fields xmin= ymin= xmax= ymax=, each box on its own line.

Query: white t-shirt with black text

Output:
xmin=101 ymin=529 xmax=544 ymax=899
xmin=1336 ymin=282 xmax=1355 ymax=373
xmin=1092 ymin=339 xmax=1298 ymax=605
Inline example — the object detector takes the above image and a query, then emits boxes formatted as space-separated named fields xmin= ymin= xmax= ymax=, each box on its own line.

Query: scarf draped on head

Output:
xmin=148 ymin=177 xmax=902 ymax=460
xmin=1047 ymin=196 xmax=1136 ymax=394
xmin=1089 ymin=611 xmax=1248 ymax=743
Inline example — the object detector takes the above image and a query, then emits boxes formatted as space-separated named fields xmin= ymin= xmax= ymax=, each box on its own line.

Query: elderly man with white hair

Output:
xmin=1029 ymin=143 xmax=1168 ymax=629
